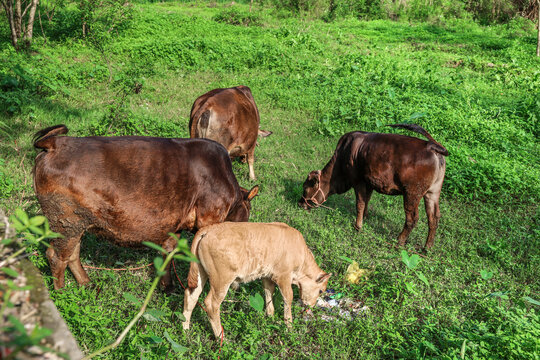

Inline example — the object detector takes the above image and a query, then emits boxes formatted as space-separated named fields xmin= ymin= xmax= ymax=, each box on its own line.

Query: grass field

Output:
xmin=1 ymin=1 xmax=539 ymax=359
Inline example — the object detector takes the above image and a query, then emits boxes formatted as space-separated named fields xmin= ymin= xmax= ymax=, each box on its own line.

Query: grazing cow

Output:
xmin=33 ymin=125 xmax=259 ymax=290
xmin=189 ymin=85 xmax=272 ymax=181
xmin=298 ymin=124 xmax=448 ymax=250
xmin=182 ymin=222 xmax=331 ymax=339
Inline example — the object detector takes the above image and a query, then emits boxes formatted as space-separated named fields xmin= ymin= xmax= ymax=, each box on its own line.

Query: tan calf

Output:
xmin=182 ymin=222 xmax=331 ymax=339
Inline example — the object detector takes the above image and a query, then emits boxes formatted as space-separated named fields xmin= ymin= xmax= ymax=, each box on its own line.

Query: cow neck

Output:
xmin=321 ymin=157 xmax=347 ymax=196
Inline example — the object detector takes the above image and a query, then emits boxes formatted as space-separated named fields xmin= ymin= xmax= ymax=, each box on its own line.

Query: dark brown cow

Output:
xmin=189 ymin=85 xmax=271 ymax=181
xmin=33 ymin=125 xmax=259 ymax=290
xmin=298 ymin=124 xmax=448 ymax=250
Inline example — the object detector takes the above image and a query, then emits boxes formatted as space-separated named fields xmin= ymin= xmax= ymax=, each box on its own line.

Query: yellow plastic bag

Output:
xmin=345 ymin=261 xmax=370 ymax=284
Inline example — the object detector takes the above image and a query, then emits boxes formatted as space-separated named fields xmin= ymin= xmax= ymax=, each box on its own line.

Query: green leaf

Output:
xmin=174 ymin=311 xmax=186 ymax=321
xmin=145 ymin=335 xmax=163 ymax=344
xmin=143 ymin=308 xmax=168 ymax=322
xmin=409 ymin=112 xmax=426 ymax=120
xmin=405 ymin=281 xmax=417 ymax=294
xmin=143 ymin=241 xmax=168 ymax=254
xmin=8 ymin=314 xmax=25 ymax=333
xmin=1 ymin=267 xmax=19 ymax=278
xmin=14 ymin=208 xmax=29 ymax=225
xmin=29 ymin=216 xmax=46 ymax=227
xmin=164 ymin=330 xmax=188 ymax=354
xmin=10 ymin=216 xmax=25 ymax=232
xmin=480 ymin=269 xmax=493 ymax=280
xmin=337 ymin=255 xmax=354 ymax=264
xmin=401 ymin=250 xmax=420 ymax=270
xmin=28 ymin=225 xmax=44 ymax=236
xmin=173 ymin=254 xmax=198 ymax=263
xmin=523 ymin=296 xmax=540 ymax=306
xmin=153 ymin=257 xmax=164 ymax=271
xmin=249 ymin=292 xmax=264 ymax=312
xmin=416 ymin=271 xmax=429 ymax=287
xmin=122 ymin=292 xmax=141 ymax=306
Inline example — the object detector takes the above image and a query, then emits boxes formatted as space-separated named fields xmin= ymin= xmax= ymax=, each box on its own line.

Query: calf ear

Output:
xmin=316 ymin=273 xmax=332 ymax=283
xmin=258 ymin=128 xmax=273 ymax=137
xmin=246 ymin=185 xmax=259 ymax=201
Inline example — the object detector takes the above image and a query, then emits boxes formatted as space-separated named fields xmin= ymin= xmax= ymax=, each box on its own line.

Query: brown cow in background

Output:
xmin=299 ymin=124 xmax=448 ymax=250
xmin=33 ymin=125 xmax=259 ymax=290
xmin=189 ymin=86 xmax=272 ymax=180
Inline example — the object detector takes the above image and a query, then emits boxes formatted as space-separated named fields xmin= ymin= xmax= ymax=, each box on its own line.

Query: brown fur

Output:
xmin=299 ymin=124 xmax=448 ymax=250
xmin=189 ymin=86 xmax=272 ymax=180
xmin=33 ymin=125 xmax=259 ymax=290
xmin=182 ymin=222 xmax=331 ymax=339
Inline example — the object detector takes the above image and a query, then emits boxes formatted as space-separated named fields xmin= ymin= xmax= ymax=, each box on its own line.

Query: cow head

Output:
xmin=298 ymin=170 xmax=326 ymax=209
xmin=226 ymin=185 xmax=259 ymax=222
xmin=298 ymin=272 xmax=332 ymax=307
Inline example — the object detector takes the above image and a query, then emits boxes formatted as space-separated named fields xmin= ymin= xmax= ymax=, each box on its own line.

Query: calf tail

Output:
xmin=33 ymin=124 xmax=68 ymax=151
xmin=195 ymin=110 xmax=211 ymax=138
xmin=186 ymin=231 xmax=206 ymax=289
xmin=388 ymin=123 xmax=449 ymax=156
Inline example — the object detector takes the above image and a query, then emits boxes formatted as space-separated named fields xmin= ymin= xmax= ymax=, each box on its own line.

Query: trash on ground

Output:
xmin=305 ymin=288 xmax=370 ymax=322
xmin=345 ymin=261 xmax=371 ymax=284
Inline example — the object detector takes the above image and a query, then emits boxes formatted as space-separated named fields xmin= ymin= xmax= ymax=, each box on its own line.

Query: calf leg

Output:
xmin=182 ymin=264 xmax=208 ymax=330
xmin=423 ymin=191 xmax=441 ymax=250
xmin=262 ymin=278 xmax=276 ymax=316
xmin=276 ymin=277 xmax=294 ymax=326
xmin=354 ymin=184 xmax=373 ymax=231
xmin=397 ymin=194 xmax=422 ymax=247
xmin=204 ymin=283 xmax=230 ymax=339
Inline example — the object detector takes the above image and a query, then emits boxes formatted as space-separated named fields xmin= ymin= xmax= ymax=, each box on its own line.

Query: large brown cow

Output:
xmin=299 ymin=124 xmax=448 ymax=250
xmin=33 ymin=125 xmax=259 ymax=290
xmin=189 ymin=85 xmax=271 ymax=181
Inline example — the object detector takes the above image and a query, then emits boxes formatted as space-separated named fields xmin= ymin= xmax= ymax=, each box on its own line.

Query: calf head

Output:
xmin=226 ymin=185 xmax=259 ymax=222
xmin=298 ymin=272 xmax=332 ymax=306
xmin=298 ymin=170 xmax=326 ymax=209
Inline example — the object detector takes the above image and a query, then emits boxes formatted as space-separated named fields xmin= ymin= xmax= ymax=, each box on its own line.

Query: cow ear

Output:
xmin=316 ymin=272 xmax=332 ymax=283
xmin=246 ymin=185 xmax=259 ymax=201
xmin=308 ymin=170 xmax=321 ymax=182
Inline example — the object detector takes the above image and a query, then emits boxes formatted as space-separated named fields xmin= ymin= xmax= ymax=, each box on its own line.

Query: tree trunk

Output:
xmin=24 ymin=0 xmax=39 ymax=43
xmin=537 ymin=0 xmax=540 ymax=57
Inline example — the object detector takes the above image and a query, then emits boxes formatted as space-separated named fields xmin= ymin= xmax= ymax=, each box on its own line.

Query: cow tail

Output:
xmin=187 ymin=232 xmax=206 ymax=289
xmin=387 ymin=123 xmax=449 ymax=156
xmin=33 ymin=124 xmax=68 ymax=151
xmin=197 ymin=110 xmax=211 ymax=138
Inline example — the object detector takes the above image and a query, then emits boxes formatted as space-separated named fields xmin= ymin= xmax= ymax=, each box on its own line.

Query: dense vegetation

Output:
xmin=1 ymin=1 xmax=539 ymax=359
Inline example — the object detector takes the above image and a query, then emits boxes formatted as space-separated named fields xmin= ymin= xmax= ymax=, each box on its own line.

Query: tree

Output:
xmin=537 ymin=0 xmax=539 ymax=56
xmin=1 ymin=0 xmax=39 ymax=49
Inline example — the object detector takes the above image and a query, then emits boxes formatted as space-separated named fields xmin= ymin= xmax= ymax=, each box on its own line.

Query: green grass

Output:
xmin=1 ymin=1 xmax=539 ymax=359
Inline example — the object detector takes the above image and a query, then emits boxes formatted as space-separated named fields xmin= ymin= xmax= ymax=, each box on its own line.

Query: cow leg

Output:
xmin=397 ymin=194 xmax=422 ymax=247
xmin=353 ymin=184 xmax=372 ymax=231
xmin=47 ymin=233 xmax=85 ymax=290
xmin=276 ymin=277 xmax=294 ymax=326
xmin=423 ymin=191 xmax=441 ymax=250
xmin=246 ymin=147 xmax=256 ymax=180
xmin=67 ymin=241 xmax=90 ymax=286
xmin=262 ymin=278 xmax=276 ymax=316
xmin=160 ymin=235 xmax=179 ymax=293
xmin=182 ymin=264 xmax=208 ymax=330
xmin=204 ymin=282 xmax=229 ymax=339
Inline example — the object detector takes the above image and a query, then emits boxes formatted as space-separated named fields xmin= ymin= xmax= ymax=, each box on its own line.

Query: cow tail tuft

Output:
xmin=387 ymin=123 xmax=449 ymax=156
xmin=33 ymin=124 xmax=68 ymax=151
xmin=187 ymin=232 xmax=205 ymax=289
xmin=198 ymin=110 xmax=211 ymax=138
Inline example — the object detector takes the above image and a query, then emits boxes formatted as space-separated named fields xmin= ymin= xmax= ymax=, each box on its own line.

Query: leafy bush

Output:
xmin=0 ymin=65 xmax=51 ymax=114
xmin=213 ymin=8 xmax=262 ymax=26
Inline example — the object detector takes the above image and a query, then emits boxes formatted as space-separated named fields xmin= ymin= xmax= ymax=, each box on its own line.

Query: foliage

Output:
xmin=0 ymin=2 xmax=538 ymax=359
xmin=0 ymin=210 xmax=63 ymax=359
xmin=213 ymin=8 xmax=262 ymax=26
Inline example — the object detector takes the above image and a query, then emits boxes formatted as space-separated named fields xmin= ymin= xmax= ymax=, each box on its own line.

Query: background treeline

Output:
xmin=176 ymin=0 xmax=540 ymax=24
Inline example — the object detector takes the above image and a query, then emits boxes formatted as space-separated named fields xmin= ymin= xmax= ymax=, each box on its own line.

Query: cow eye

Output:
xmin=319 ymin=290 xmax=323 ymax=294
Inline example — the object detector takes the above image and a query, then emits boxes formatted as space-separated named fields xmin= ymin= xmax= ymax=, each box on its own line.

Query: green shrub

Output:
xmin=212 ymin=8 xmax=262 ymax=26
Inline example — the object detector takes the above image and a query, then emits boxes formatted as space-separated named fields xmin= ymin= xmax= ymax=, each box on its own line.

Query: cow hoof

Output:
xmin=163 ymin=284 xmax=176 ymax=295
